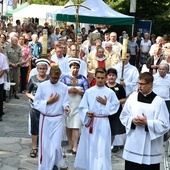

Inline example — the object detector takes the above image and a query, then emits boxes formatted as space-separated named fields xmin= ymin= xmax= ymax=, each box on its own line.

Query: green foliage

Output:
xmin=30 ymin=0 xmax=170 ymax=34
xmin=30 ymin=0 xmax=85 ymax=5
xmin=109 ymin=0 xmax=170 ymax=35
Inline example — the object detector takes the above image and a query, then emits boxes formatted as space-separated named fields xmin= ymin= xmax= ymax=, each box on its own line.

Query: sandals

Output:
xmin=30 ymin=148 xmax=38 ymax=158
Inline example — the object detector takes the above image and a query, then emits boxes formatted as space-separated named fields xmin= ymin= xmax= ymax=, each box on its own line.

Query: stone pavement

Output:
xmin=0 ymin=94 xmax=165 ymax=170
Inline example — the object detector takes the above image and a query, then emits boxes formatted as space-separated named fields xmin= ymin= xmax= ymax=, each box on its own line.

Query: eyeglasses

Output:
xmin=137 ymin=82 xmax=149 ymax=85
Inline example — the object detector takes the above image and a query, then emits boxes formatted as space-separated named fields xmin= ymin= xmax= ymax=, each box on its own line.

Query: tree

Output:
xmin=29 ymin=0 xmax=170 ymax=34
xmin=112 ymin=0 xmax=170 ymax=35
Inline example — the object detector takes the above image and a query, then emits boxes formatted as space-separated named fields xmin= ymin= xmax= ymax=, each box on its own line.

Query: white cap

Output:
xmin=35 ymin=58 xmax=50 ymax=66
xmin=68 ymin=58 xmax=81 ymax=66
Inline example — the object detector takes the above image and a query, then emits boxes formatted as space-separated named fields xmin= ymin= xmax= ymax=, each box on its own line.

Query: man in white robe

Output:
xmin=112 ymin=51 xmax=139 ymax=152
xmin=113 ymin=51 xmax=139 ymax=97
xmin=120 ymin=72 xmax=169 ymax=170
xmin=34 ymin=66 xmax=70 ymax=170
xmin=74 ymin=67 xmax=120 ymax=170
xmin=51 ymin=46 xmax=70 ymax=75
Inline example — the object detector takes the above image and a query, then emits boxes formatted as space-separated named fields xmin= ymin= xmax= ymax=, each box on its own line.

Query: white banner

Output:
xmin=130 ymin=0 xmax=136 ymax=13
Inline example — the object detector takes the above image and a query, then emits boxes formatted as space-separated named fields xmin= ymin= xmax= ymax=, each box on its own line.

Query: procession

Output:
xmin=0 ymin=0 xmax=170 ymax=170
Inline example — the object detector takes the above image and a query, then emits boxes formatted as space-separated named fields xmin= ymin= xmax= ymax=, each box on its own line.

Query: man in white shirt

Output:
xmin=0 ymin=52 xmax=9 ymax=121
xmin=153 ymin=63 xmax=170 ymax=99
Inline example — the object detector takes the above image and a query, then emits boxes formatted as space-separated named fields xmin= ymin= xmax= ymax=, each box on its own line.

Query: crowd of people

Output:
xmin=0 ymin=19 xmax=170 ymax=170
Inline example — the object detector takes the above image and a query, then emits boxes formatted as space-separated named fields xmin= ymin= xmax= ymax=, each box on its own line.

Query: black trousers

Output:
xmin=0 ymin=83 xmax=4 ymax=118
xmin=30 ymin=108 xmax=40 ymax=135
xmin=20 ymin=67 xmax=28 ymax=92
xmin=125 ymin=160 xmax=160 ymax=170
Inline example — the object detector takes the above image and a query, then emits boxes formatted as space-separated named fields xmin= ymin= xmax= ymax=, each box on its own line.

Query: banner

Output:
xmin=130 ymin=0 xmax=136 ymax=13
xmin=7 ymin=0 xmax=13 ymax=10
xmin=138 ymin=20 xmax=152 ymax=36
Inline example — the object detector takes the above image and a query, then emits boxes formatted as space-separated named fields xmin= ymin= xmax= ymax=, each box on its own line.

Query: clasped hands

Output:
xmin=132 ymin=113 xmax=147 ymax=126
xmin=10 ymin=63 xmax=19 ymax=68
xmin=69 ymin=87 xmax=79 ymax=94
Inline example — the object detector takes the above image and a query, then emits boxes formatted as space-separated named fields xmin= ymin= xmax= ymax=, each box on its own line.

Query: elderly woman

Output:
xmin=26 ymin=58 xmax=50 ymax=158
xmin=61 ymin=58 xmax=89 ymax=155
xmin=18 ymin=35 xmax=31 ymax=94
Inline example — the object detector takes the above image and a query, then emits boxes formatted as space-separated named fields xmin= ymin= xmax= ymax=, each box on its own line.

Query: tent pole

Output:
xmin=132 ymin=24 xmax=134 ymax=36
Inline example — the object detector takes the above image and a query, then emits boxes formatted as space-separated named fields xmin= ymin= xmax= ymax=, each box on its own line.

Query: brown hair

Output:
xmin=95 ymin=67 xmax=106 ymax=76
xmin=139 ymin=72 xmax=153 ymax=83
xmin=129 ymin=35 xmax=135 ymax=41
xmin=50 ymin=65 xmax=61 ymax=76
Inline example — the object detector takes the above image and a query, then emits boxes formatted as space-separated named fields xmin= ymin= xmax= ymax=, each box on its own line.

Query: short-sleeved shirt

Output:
xmin=26 ymin=75 xmax=50 ymax=107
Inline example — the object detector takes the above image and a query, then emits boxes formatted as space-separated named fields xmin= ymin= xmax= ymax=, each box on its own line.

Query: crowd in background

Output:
xmin=0 ymin=18 xmax=170 ymax=170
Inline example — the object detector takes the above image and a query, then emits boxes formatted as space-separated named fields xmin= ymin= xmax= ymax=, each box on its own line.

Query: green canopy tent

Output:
xmin=56 ymin=0 xmax=134 ymax=25
xmin=5 ymin=2 xmax=30 ymax=17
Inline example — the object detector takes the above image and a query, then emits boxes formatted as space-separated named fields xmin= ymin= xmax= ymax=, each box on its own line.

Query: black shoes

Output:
xmin=111 ymin=145 xmax=124 ymax=153
xmin=14 ymin=95 xmax=20 ymax=99
xmin=72 ymin=150 xmax=77 ymax=155
xmin=112 ymin=146 xmax=118 ymax=153
xmin=53 ymin=165 xmax=58 ymax=170
xmin=67 ymin=149 xmax=72 ymax=153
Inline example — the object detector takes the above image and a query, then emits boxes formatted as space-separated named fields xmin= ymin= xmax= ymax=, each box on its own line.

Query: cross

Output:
xmin=65 ymin=3 xmax=91 ymax=57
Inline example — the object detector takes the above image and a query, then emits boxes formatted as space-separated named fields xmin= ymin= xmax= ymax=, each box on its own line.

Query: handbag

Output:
xmin=3 ymin=73 xmax=10 ymax=91
xmin=4 ymin=81 xmax=10 ymax=91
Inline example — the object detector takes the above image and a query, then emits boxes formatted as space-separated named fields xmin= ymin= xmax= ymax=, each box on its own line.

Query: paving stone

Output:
xmin=0 ymin=94 xmax=167 ymax=170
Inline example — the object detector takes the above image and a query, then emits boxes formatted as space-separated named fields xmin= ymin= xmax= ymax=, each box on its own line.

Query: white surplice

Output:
xmin=113 ymin=62 xmax=139 ymax=97
xmin=120 ymin=91 xmax=169 ymax=165
xmin=33 ymin=80 xmax=69 ymax=170
xmin=51 ymin=55 xmax=70 ymax=74
xmin=74 ymin=85 xmax=120 ymax=170
xmin=112 ymin=62 xmax=139 ymax=146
